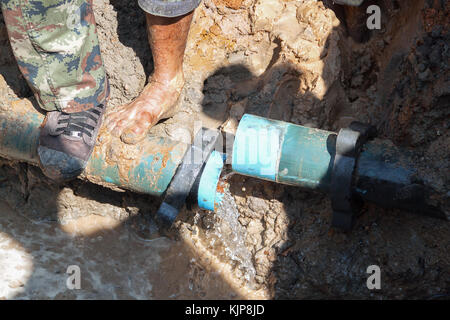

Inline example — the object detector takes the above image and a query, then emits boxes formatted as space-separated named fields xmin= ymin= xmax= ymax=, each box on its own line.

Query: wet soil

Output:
xmin=0 ymin=0 xmax=449 ymax=299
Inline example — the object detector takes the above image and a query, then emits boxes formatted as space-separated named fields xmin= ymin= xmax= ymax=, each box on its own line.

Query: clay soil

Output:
xmin=0 ymin=0 xmax=448 ymax=299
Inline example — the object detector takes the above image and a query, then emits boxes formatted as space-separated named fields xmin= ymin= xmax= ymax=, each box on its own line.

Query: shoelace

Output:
xmin=56 ymin=104 xmax=104 ymax=138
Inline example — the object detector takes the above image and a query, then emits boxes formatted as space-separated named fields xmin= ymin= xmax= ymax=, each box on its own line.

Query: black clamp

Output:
xmin=331 ymin=122 xmax=377 ymax=231
xmin=155 ymin=128 xmax=220 ymax=233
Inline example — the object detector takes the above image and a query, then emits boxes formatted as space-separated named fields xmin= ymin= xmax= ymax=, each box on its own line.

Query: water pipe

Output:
xmin=0 ymin=99 xmax=447 ymax=231
xmin=225 ymin=114 xmax=448 ymax=229
xmin=0 ymin=99 xmax=223 ymax=230
xmin=0 ymin=99 xmax=188 ymax=196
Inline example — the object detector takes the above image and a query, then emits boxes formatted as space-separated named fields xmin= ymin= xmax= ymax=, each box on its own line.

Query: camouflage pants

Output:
xmin=1 ymin=0 xmax=201 ymax=112
xmin=1 ymin=0 xmax=108 ymax=112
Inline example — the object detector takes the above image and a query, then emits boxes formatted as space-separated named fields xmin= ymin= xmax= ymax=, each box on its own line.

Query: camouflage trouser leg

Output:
xmin=1 ymin=0 xmax=108 ymax=112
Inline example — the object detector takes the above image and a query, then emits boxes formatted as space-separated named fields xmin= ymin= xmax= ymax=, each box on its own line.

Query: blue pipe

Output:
xmin=0 ymin=100 xmax=187 ymax=197
xmin=230 ymin=114 xmax=447 ymax=219
xmin=197 ymin=151 xmax=226 ymax=211
xmin=232 ymin=114 xmax=334 ymax=191
xmin=0 ymin=101 xmax=446 ymax=220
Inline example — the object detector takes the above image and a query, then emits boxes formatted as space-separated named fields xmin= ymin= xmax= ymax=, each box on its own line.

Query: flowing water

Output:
xmin=0 ymin=198 xmax=257 ymax=299
xmin=201 ymin=189 xmax=256 ymax=286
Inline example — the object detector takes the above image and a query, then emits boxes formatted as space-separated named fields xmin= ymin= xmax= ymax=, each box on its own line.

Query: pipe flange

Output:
xmin=197 ymin=151 xmax=226 ymax=212
xmin=331 ymin=122 xmax=376 ymax=231
xmin=155 ymin=128 xmax=220 ymax=232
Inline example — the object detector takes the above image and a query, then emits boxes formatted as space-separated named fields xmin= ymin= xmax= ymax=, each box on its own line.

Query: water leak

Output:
xmin=201 ymin=189 xmax=256 ymax=286
xmin=0 ymin=200 xmax=245 ymax=299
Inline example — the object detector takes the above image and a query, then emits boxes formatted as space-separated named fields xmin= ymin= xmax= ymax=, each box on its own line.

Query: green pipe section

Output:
xmin=0 ymin=100 xmax=187 ymax=196
xmin=232 ymin=114 xmax=335 ymax=191
xmin=233 ymin=114 xmax=447 ymax=218
xmin=277 ymin=123 xmax=335 ymax=190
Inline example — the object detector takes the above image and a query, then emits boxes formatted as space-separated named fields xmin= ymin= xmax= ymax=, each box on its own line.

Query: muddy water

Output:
xmin=203 ymin=190 xmax=256 ymax=285
xmin=0 ymin=200 xmax=255 ymax=299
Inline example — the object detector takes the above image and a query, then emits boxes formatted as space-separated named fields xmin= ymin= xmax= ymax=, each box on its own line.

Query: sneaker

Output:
xmin=37 ymin=103 xmax=105 ymax=181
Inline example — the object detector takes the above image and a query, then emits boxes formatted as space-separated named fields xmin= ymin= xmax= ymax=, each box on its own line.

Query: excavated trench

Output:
xmin=0 ymin=0 xmax=449 ymax=299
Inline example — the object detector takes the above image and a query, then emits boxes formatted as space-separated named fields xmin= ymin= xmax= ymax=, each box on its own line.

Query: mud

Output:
xmin=0 ymin=0 xmax=449 ymax=299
